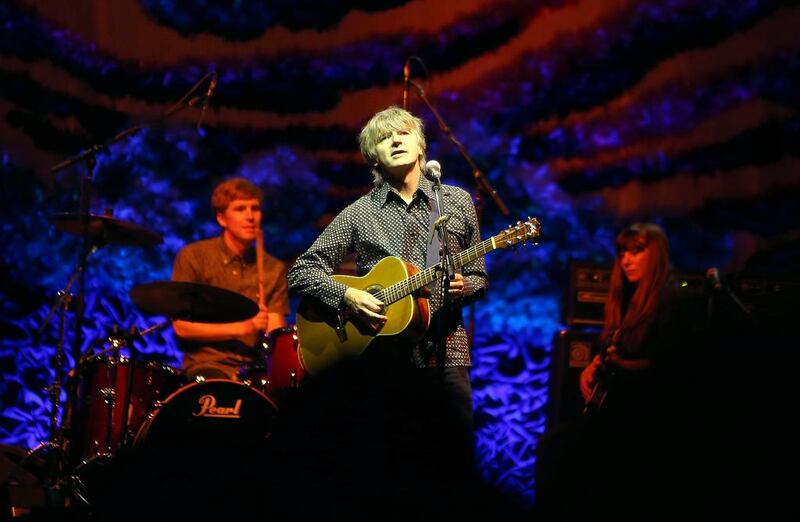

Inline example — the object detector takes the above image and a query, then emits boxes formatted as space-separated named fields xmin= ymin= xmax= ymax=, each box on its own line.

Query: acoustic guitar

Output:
xmin=296 ymin=217 xmax=541 ymax=374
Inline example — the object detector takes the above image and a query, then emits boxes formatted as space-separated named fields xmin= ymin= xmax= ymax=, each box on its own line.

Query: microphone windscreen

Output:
xmin=425 ymin=160 xmax=441 ymax=180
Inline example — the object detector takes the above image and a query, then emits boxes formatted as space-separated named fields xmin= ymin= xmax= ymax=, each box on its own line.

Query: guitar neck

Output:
xmin=376 ymin=236 xmax=497 ymax=305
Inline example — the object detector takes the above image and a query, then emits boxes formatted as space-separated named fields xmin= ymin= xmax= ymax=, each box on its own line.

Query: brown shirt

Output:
xmin=172 ymin=235 xmax=290 ymax=377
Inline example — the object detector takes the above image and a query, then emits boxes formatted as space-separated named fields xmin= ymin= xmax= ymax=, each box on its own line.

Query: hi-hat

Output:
xmin=49 ymin=212 xmax=163 ymax=247
xmin=130 ymin=281 xmax=259 ymax=323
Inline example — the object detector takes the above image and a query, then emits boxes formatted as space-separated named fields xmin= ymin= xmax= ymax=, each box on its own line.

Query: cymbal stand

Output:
xmin=35 ymin=265 xmax=79 ymax=448
xmin=41 ymin=73 xmax=215 ymax=510
xmin=47 ymin=70 xmax=215 ymax=450
xmin=50 ymin=71 xmax=214 ymax=403
xmin=36 ymin=244 xmax=102 ymax=446
xmin=25 ymin=259 xmax=98 ymax=504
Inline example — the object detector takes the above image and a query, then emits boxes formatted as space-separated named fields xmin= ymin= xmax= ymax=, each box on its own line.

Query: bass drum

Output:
xmin=89 ymin=380 xmax=280 ymax=521
xmin=134 ymin=379 xmax=278 ymax=451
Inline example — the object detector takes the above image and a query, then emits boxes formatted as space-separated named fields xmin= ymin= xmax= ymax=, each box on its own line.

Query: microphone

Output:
xmin=705 ymin=267 xmax=722 ymax=292
xmin=402 ymin=58 xmax=410 ymax=110
xmin=197 ymin=72 xmax=218 ymax=131
xmin=425 ymin=160 xmax=441 ymax=181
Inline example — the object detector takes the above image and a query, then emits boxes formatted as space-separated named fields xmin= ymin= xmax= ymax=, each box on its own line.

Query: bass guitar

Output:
xmin=583 ymin=329 xmax=620 ymax=414
xmin=296 ymin=217 xmax=541 ymax=374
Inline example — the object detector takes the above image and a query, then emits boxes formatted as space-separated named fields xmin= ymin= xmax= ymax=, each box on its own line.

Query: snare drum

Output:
xmin=68 ymin=356 xmax=183 ymax=464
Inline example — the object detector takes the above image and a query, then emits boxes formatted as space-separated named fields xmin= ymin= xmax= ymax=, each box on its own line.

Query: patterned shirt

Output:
xmin=288 ymin=174 xmax=487 ymax=367
xmin=172 ymin=235 xmax=290 ymax=377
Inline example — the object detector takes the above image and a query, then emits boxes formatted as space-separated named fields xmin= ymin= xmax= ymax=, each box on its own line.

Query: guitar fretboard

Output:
xmin=375 ymin=236 xmax=497 ymax=305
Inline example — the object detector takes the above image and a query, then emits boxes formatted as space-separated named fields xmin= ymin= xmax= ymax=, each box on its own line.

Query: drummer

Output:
xmin=171 ymin=178 xmax=290 ymax=379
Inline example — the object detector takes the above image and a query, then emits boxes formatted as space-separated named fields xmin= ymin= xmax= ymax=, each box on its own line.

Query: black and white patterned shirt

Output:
xmin=288 ymin=173 xmax=487 ymax=367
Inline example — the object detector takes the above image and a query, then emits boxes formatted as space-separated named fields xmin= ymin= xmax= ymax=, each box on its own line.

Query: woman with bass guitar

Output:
xmin=535 ymin=223 xmax=703 ymax=521
xmin=579 ymin=223 xmax=674 ymax=415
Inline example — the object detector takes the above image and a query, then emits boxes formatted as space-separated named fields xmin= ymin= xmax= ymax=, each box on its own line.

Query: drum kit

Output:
xmin=31 ymin=211 xmax=306 ymax=509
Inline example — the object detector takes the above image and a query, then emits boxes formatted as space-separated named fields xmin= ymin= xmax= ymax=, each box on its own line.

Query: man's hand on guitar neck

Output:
xmin=343 ymin=287 xmax=387 ymax=328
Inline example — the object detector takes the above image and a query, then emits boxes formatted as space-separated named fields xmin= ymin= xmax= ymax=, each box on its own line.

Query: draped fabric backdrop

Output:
xmin=1 ymin=0 xmax=799 ymax=503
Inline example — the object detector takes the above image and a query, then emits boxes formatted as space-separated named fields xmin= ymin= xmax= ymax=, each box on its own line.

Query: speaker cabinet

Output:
xmin=564 ymin=263 xmax=611 ymax=326
xmin=547 ymin=329 xmax=601 ymax=428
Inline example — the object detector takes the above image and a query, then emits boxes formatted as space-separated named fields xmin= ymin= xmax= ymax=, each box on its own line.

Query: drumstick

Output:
xmin=255 ymin=228 xmax=266 ymax=308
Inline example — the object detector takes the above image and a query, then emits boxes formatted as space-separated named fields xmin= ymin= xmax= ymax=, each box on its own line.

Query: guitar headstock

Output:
xmin=493 ymin=217 xmax=541 ymax=249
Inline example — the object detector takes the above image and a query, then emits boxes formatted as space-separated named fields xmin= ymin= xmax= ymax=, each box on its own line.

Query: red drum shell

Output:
xmin=69 ymin=357 xmax=182 ymax=463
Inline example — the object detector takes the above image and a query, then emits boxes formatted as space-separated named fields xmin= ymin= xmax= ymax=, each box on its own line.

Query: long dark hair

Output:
xmin=602 ymin=223 xmax=671 ymax=354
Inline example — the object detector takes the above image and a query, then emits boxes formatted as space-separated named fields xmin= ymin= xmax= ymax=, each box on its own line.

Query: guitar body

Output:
xmin=296 ymin=256 xmax=430 ymax=375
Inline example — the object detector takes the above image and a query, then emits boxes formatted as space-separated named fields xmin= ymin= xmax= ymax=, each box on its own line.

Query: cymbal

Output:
xmin=130 ymin=281 xmax=259 ymax=323
xmin=49 ymin=212 xmax=163 ymax=247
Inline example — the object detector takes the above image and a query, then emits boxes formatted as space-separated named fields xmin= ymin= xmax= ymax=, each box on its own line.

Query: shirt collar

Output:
xmin=374 ymin=173 xmax=436 ymax=208
xmin=216 ymin=235 xmax=255 ymax=265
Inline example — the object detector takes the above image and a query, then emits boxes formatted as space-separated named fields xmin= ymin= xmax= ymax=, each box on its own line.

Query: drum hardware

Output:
xmin=30 ymin=72 xmax=217 ymax=514
xmin=46 ymin=209 xmax=165 ymax=482
xmin=35 ymin=276 xmax=77 ymax=451
xmin=27 ymin=262 xmax=90 ymax=502
xmin=46 ymin=68 xmax=213 ymax=461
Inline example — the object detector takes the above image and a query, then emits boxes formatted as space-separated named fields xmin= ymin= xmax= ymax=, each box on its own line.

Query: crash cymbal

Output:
xmin=130 ymin=281 xmax=259 ymax=323
xmin=49 ymin=212 xmax=163 ymax=247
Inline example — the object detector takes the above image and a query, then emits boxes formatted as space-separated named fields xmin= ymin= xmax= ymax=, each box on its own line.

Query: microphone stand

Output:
xmin=431 ymin=182 xmax=455 ymax=283
xmin=430 ymin=176 xmax=452 ymax=375
xmin=46 ymin=71 xmax=215 ymax=478
xmin=408 ymin=80 xmax=509 ymax=217
xmin=408 ymin=78 xmax=510 ymax=345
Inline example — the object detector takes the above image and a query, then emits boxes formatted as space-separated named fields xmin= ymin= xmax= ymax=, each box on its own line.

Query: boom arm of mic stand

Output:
xmin=408 ymin=80 xmax=509 ymax=216
xmin=50 ymin=72 xmax=213 ymax=175
xmin=47 ymin=71 xmax=214 ymax=453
